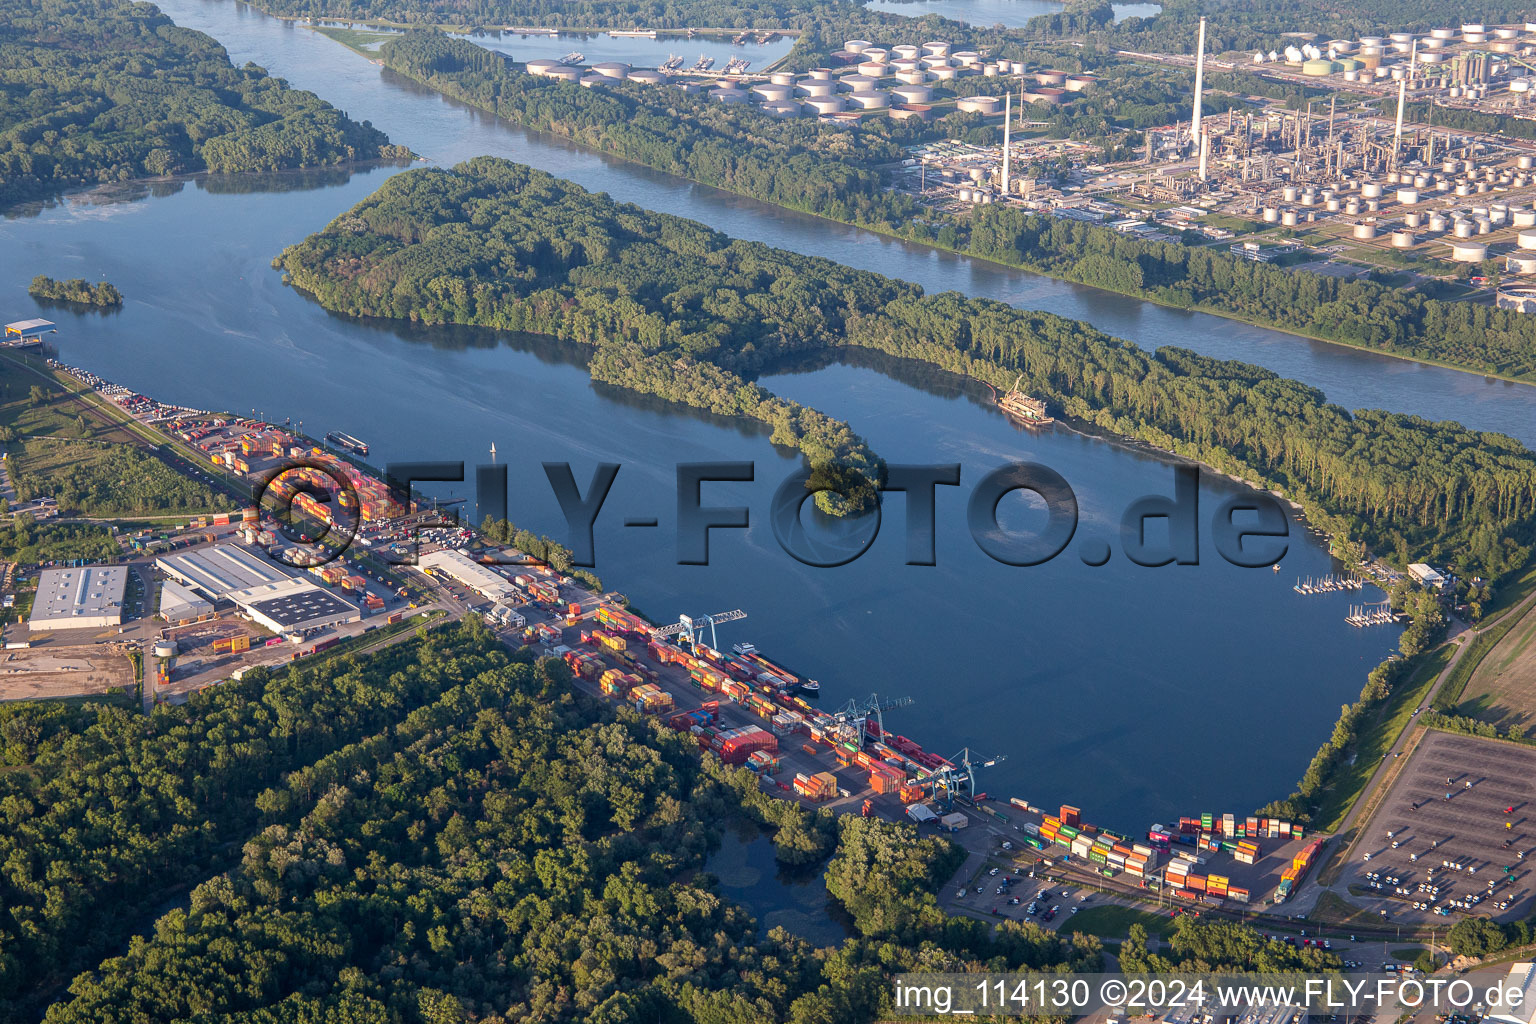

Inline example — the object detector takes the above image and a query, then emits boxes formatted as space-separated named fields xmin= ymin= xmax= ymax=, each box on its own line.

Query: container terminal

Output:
xmin=13 ymin=343 xmax=1500 ymax=935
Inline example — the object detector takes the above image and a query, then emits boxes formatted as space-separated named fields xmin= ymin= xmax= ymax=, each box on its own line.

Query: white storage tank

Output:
xmin=761 ymin=101 xmax=802 ymax=117
xmin=712 ymin=87 xmax=748 ymax=104
xmin=956 ymin=95 xmax=1001 ymax=114
xmin=1392 ymin=230 xmax=1416 ymax=247
xmin=1282 ymin=185 xmax=1298 ymax=201
xmin=891 ymin=58 xmax=920 ymax=71
xmin=798 ymin=80 xmax=837 ymax=97
xmin=1352 ymin=222 xmax=1378 ymax=239
xmin=891 ymin=84 xmax=932 ymax=103
xmin=525 ymin=58 xmax=561 ymax=76
xmin=1404 ymin=212 xmax=1423 ymax=227
xmin=803 ymin=96 xmax=845 ymax=114
xmin=592 ymin=62 xmax=629 ymax=79
xmin=1397 ymin=188 xmax=1420 ymax=205
xmin=931 ymin=66 xmax=958 ymax=80
xmin=1281 ymin=210 xmax=1299 ymax=227
xmin=953 ymin=51 xmax=982 ymax=67
xmin=1430 ymin=27 xmax=1456 ymax=40
xmin=1453 ymin=219 xmax=1476 ymax=237
xmin=847 ymin=91 xmax=888 ymax=109
xmin=627 ymin=69 xmax=664 ymax=85
xmin=752 ymin=83 xmax=794 ymax=101
xmin=841 ymin=74 xmax=876 ymax=91
xmin=1345 ymin=199 xmax=1361 ymax=215
xmin=861 ymin=47 xmax=888 ymax=63
xmin=844 ymin=39 xmax=871 ymax=53
xmin=1263 ymin=207 xmax=1280 ymax=223
xmin=1451 ymin=240 xmax=1488 ymax=262
xmin=1507 ymin=253 xmax=1536 ymax=274
xmin=922 ymin=40 xmax=951 ymax=56
xmin=983 ymin=64 xmax=999 ymax=77
xmin=1361 ymin=182 xmax=1383 ymax=198
xmin=1476 ymin=217 xmax=1492 ymax=234
xmin=895 ymin=69 xmax=927 ymax=85
xmin=809 ymin=67 xmax=834 ymax=80
xmin=1516 ymin=209 xmax=1536 ymax=228
xmin=546 ymin=67 xmax=582 ymax=82
xmin=1300 ymin=190 xmax=1317 ymax=205
xmin=1326 ymin=198 xmax=1342 ymax=212
xmin=893 ymin=44 xmax=919 ymax=59
xmin=579 ymin=73 xmax=608 ymax=87
xmin=857 ymin=61 xmax=888 ymax=78
xmin=771 ymin=72 xmax=795 ymax=86
xmin=1519 ymin=228 xmax=1536 ymax=249
xmin=921 ymin=55 xmax=951 ymax=69
xmin=1428 ymin=212 xmax=1449 ymax=231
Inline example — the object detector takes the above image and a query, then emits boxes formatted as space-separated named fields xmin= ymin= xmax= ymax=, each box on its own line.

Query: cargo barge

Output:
xmin=995 ymin=376 xmax=1054 ymax=427
xmin=324 ymin=430 xmax=369 ymax=457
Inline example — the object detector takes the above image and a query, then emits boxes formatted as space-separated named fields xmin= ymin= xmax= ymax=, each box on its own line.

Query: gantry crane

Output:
xmin=826 ymin=692 xmax=915 ymax=747
xmin=651 ymin=609 xmax=746 ymax=653
xmin=921 ymin=748 xmax=1008 ymax=808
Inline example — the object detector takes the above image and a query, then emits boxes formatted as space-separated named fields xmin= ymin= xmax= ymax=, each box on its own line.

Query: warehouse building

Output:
xmin=156 ymin=544 xmax=291 ymax=601
xmin=157 ymin=580 xmax=213 ymax=624
xmin=28 ymin=566 xmax=129 ymax=630
xmin=225 ymin=578 xmax=360 ymax=635
xmin=1487 ymin=963 xmax=1536 ymax=1024
xmin=417 ymin=548 xmax=518 ymax=603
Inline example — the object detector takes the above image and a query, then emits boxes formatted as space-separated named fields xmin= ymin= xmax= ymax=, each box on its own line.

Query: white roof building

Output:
xmin=158 ymin=580 xmax=213 ymax=623
xmin=1407 ymin=562 xmax=1449 ymax=589
xmin=156 ymin=544 xmax=291 ymax=600
xmin=225 ymin=577 xmax=359 ymax=635
xmin=1487 ymin=963 xmax=1536 ymax=1024
xmin=29 ymin=566 xmax=129 ymax=630
xmin=417 ymin=549 xmax=518 ymax=602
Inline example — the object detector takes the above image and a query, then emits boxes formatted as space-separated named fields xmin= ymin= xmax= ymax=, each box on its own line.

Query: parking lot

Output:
xmin=1333 ymin=731 xmax=1536 ymax=924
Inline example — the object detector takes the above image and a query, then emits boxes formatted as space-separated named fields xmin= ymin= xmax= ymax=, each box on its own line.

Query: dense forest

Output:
xmin=26 ymin=276 xmax=122 ymax=307
xmin=0 ymin=0 xmax=408 ymax=208
xmin=0 ymin=517 xmax=118 ymax=564
xmin=277 ymin=158 xmax=1536 ymax=578
xmin=12 ymin=439 xmax=236 ymax=516
xmin=18 ymin=618 xmax=1105 ymax=1023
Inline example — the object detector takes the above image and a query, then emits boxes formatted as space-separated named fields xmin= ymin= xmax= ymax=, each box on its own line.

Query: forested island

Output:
xmin=371 ymin=32 xmax=1536 ymax=383
xmin=277 ymin=158 xmax=1536 ymax=581
xmin=0 ymin=0 xmax=410 ymax=208
xmin=26 ymin=275 xmax=122 ymax=307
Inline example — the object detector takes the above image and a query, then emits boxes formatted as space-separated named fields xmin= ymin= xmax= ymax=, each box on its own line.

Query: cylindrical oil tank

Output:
xmin=592 ymin=62 xmax=629 ymax=79
xmin=579 ymin=73 xmax=608 ymax=87
xmin=1420 ymin=50 xmax=1446 ymax=63
xmin=844 ymin=39 xmax=871 ymax=53
xmin=1456 ymin=182 xmax=1473 ymax=196
xmin=893 ymin=44 xmax=919 ymax=59
xmin=1281 ymin=209 xmax=1299 ymax=226
xmin=152 ymin=641 xmax=176 ymax=659
xmin=895 ymin=69 xmax=927 ymax=85
xmin=891 ymin=84 xmax=932 ymax=103
xmin=1516 ymin=210 xmax=1536 ymax=228
xmin=958 ymin=187 xmax=973 ymax=202
xmin=931 ymin=66 xmax=958 ymax=80
xmin=1517 ymin=81 xmax=1536 ymax=98
xmin=1360 ymin=35 xmax=1385 ymax=47
xmin=889 ymin=103 xmax=932 ymax=120
xmin=1451 ymin=240 xmax=1488 ymax=262
xmin=1430 ymin=27 xmax=1456 ymax=40
xmin=891 ymin=57 xmax=921 ymax=72
xmin=956 ymin=95 xmax=1001 ymax=114
xmin=861 ymin=47 xmax=888 ymax=62
xmin=627 ymin=68 xmax=664 ymax=84
xmin=1453 ymin=219 xmax=1476 ymax=237
xmin=1387 ymin=32 xmax=1411 ymax=44
xmin=771 ymin=71 xmax=795 ymax=85
xmin=1263 ymin=207 xmax=1280 ymax=223
xmin=1507 ymin=253 xmax=1536 ymax=274
xmin=1519 ymin=228 xmax=1536 ymax=249
xmin=1476 ymin=217 xmax=1492 ymax=234
xmin=953 ymin=50 xmax=981 ymax=67
xmin=1359 ymin=52 xmax=1382 ymax=70
xmin=525 ymin=58 xmax=560 ymax=75
xmin=760 ymin=101 xmax=802 ymax=117
xmin=1066 ymin=74 xmax=1096 ymax=91
xmin=1301 ymin=191 xmax=1317 ymax=206
xmin=921 ymin=55 xmax=950 ymax=69
xmin=840 ymin=74 xmax=875 ymax=91
xmin=808 ymin=67 xmax=834 ymax=80
xmin=1036 ymin=70 xmax=1067 ymax=86
xmin=1404 ymin=212 xmax=1423 ymax=227
xmin=1345 ymin=199 xmax=1361 ymax=215
xmin=1361 ymin=182 xmax=1383 ymax=198
xmin=798 ymin=80 xmax=837 ymax=97
xmin=857 ymin=61 xmax=888 ymax=77
xmin=545 ymin=67 xmax=581 ymax=82
xmin=1397 ymin=188 xmax=1419 ymax=204
xmin=1352 ymin=222 xmax=1378 ymax=239
xmin=1302 ymin=59 xmax=1336 ymax=76
xmin=803 ymin=96 xmax=844 ymax=114
xmin=922 ymin=40 xmax=951 ymax=56
xmin=983 ymin=64 xmax=999 ymax=77
xmin=712 ymin=87 xmax=748 ymax=104
xmin=846 ymin=91 xmax=888 ymax=109
xmin=1392 ymin=230 xmax=1416 ymax=247
xmin=1326 ymin=198 xmax=1342 ymax=212
xmin=1428 ymin=213 xmax=1448 ymax=231
xmin=752 ymin=83 xmax=794 ymax=101
xmin=1282 ymin=185 xmax=1298 ymax=201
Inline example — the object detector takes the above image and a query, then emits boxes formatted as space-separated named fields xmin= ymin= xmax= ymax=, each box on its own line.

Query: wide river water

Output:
xmin=7 ymin=0 xmax=1520 ymax=828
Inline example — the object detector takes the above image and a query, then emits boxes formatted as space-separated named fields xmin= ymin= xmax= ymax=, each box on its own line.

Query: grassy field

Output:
xmin=1058 ymin=904 xmax=1175 ymax=941
xmin=1312 ymin=647 xmax=1454 ymax=833
xmin=1455 ymin=599 xmax=1536 ymax=737
xmin=0 ymin=357 xmax=129 ymax=443
xmin=1311 ymin=889 xmax=1387 ymax=928
xmin=313 ymin=25 xmax=397 ymax=54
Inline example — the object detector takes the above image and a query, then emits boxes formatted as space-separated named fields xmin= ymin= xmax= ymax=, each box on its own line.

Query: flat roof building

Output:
xmin=156 ymin=544 xmax=291 ymax=600
xmin=417 ymin=549 xmax=518 ymax=602
xmin=1407 ymin=562 xmax=1449 ymax=589
xmin=1487 ymin=963 xmax=1536 ymax=1024
xmin=29 ymin=566 xmax=129 ymax=630
xmin=226 ymin=577 xmax=360 ymax=634
xmin=158 ymin=580 xmax=213 ymax=623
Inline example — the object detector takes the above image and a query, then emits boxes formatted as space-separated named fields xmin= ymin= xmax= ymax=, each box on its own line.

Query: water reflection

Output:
xmin=704 ymin=828 xmax=853 ymax=947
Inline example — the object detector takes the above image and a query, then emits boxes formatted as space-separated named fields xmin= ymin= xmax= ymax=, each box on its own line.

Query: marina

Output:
xmin=1346 ymin=601 xmax=1400 ymax=627
xmin=1293 ymin=573 xmax=1365 ymax=594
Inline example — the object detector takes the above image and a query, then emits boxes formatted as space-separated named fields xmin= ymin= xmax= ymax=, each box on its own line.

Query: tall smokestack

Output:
xmin=1198 ymin=129 xmax=1209 ymax=180
xmin=1392 ymin=77 xmax=1407 ymax=170
xmin=1191 ymin=17 xmax=1208 ymax=150
xmin=1002 ymin=92 xmax=1011 ymax=196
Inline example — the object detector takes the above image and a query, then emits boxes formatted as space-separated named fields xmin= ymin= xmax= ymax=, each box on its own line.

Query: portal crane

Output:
xmin=922 ymin=748 xmax=1008 ymax=808
xmin=651 ymin=609 xmax=746 ymax=652
xmin=826 ymin=692 xmax=914 ymax=747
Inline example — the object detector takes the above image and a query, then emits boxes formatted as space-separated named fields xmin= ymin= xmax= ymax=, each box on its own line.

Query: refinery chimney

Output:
xmin=1191 ymin=17 xmax=1208 ymax=151
xmin=1198 ymin=129 xmax=1209 ymax=180
xmin=1001 ymin=92 xmax=1011 ymax=195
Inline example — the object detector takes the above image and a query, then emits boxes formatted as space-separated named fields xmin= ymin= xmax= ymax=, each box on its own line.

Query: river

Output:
xmin=2 ymin=0 xmax=1492 ymax=829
